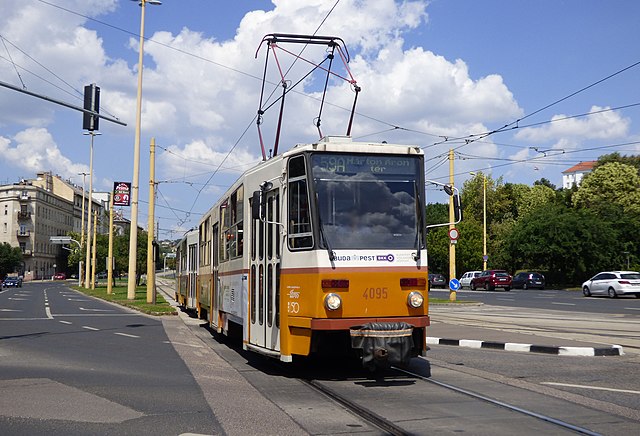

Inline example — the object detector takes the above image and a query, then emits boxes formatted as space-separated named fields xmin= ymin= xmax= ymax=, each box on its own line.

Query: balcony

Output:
xmin=18 ymin=193 xmax=30 ymax=201
xmin=22 ymin=249 xmax=33 ymax=256
xmin=17 ymin=211 xmax=31 ymax=220
xmin=17 ymin=230 xmax=31 ymax=238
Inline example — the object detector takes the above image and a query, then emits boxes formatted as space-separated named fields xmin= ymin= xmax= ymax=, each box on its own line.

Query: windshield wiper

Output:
xmin=413 ymin=181 xmax=423 ymax=261
xmin=315 ymin=193 xmax=335 ymax=262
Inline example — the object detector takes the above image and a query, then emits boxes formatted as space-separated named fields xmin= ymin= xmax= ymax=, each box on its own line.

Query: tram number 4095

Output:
xmin=363 ymin=287 xmax=388 ymax=299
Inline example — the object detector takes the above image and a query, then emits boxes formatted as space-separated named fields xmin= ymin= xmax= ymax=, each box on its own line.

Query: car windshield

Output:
xmin=621 ymin=273 xmax=640 ymax=279
xmin=495 ymin=272 xmax=508 ymax=277
xmin=311 ymin=153 xmax=421 ymax=249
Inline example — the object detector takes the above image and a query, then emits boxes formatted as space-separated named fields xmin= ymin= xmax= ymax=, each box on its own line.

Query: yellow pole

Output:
xmin=448 ymin=149 xmax=456 ymax=302
xmin=91 ymin=209 xmax=97 ymax=290
xmin=107 ymin=193 xmax=114 ymax=295
xmin=84 ymin=133 xmax=94 ymax=289
xmin=147 ymin=137 xmax=156 ymax=304
xmin=483 ymin=175 xmax=487 ymax=270
xmin=127 ymin=0 xmax=149 ymax=300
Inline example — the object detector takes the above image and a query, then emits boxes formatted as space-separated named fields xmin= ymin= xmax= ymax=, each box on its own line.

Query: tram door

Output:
xmin=211 ymin=223 xmax=219 ymax=329
xmin=250 ymin=189 xmax=281 ymax=350
xmin=187 ymin=242 xmax=198 ymax=307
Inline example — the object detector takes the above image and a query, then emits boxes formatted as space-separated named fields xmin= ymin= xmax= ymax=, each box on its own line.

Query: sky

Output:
xmin=1 ymin=0 xmax=639 ymax=240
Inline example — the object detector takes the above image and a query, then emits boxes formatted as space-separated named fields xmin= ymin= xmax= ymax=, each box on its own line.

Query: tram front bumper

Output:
xmin=350 ymin=322 xmax=414 ymax=370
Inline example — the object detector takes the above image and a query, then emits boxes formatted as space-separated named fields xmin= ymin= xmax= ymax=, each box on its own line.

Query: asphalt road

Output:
xmin=0 ymin=281 xmax=222 ymax=435
xmin=429 ymin=287 xmax=640 ymax=314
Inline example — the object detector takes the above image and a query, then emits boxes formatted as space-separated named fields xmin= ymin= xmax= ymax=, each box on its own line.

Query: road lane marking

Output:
xmin=58 ymin=320 xmax=73 ymax=325
xmin=541 ymin=382 xmax=640 ymax=395
xmin=0 ymin=309 xmax=22 ymax=312
xmin=68 ymin=299 xmax=89 ymax=302
xmin=114 ymin=332 xmax=140 ymax=338
xmin=8 ymin=298 xmax=27 ymax=301
xmin=79 ymin=307 xmax=113 ymax=312
xmin=624 ymin=307 xmax=640 ymax=311
xmin=43 ymin=290 xmax=53 ymax=319
xmin=82 ymin=326 xmax=99 ymax=331
xmin=551 ymin=302 xmax=576 ymax=306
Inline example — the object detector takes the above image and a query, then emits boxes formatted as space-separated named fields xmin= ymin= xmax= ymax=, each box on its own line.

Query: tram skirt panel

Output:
xmin=350 ymin=322 xmax=414 ymax=370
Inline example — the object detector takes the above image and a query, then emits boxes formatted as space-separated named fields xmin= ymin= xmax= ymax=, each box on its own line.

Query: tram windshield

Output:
xmin=311 ymin=153 xmax=422 ymax=250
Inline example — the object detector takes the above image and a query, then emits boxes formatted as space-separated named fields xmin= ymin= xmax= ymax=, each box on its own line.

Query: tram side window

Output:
xmin=220 ymin=186 xmax=245 ymax=261
xmin=199 ymin=218 xmax=211 ymax=266
xmin=288 ymin=156 xmax=313 ymax=249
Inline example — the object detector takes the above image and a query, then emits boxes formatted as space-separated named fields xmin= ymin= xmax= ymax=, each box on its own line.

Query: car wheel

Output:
xmin=582 ymin=286 xmax=591 ymax=297
xmin=505 ymin=287 xmax=510 ymax=292
xmin=488 ymin=284 xmax=495 ymax=292
xmin=470 ymin=282 xmax=475 ymax=291
xmin=607 ymin=287 xmax=618 ymax=298
xmin=523 ymin=283 xmax=528 ymax=290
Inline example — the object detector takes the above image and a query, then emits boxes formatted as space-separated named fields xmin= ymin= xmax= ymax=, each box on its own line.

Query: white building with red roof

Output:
xmin=562 ymin=161 xmax=597 ymax=189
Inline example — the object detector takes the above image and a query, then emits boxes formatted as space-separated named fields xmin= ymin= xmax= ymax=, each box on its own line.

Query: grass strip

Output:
xmin=72 ymin=280 xmax=177 ymax=316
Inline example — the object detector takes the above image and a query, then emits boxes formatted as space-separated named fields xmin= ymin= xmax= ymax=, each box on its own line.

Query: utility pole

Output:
xmin=79 ymin=172 xmax=88 ymax=287
xmin=107 ymin=193 xmax=115 ymax=295
xmin=448 ymin=149 xmax=457 ymax=302
xmin=91 ymin=209 xmax=97 ymax=290
xmin=147 ymin=137 xmax=156 ymax=304
xmin=84 ymin=133 xmax=95 ymax=289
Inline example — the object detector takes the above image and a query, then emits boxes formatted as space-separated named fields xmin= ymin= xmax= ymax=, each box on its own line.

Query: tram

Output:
xmin=175 ymin=229 xmax=199 ymax=310
xmin=177 ymin=136 xmax=454 ymax=369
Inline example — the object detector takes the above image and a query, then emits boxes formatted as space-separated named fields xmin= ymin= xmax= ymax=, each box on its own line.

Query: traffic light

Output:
xmin=83 ymin=83 xmax=100 ymax=131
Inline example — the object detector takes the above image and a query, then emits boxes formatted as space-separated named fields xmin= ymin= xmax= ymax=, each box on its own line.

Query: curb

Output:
xmin=427 ymin=337 xmax=625 ymax=357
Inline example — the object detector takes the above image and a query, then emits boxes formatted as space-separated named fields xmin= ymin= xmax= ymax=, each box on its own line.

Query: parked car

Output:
xmin=470 ymin=270 xmax=512 ymax=291
xmin=428 ymin=273 xmax=447 ymax=289
xmin=97 ymin=271 xmax=108 ymax=279
xmin=512 ymin=272 xmax=545 ymax=290
xmin=2 ymin=276 xmax=22 ymax=288
xmin=53 ymin=272 xmax=66 ymax=280
xmin=459 ymin=271 xmax=481 ymax=289
xmin=582 ymin=271 xmax=640 ymax=298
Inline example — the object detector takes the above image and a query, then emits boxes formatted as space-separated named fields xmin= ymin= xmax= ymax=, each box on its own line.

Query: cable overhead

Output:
xmin=0 ymin=34 xmax=26 ymax=89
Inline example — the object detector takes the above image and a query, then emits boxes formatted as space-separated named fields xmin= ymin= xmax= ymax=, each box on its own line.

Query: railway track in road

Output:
xmin=301 ymin=366 xmax=605 ymax=436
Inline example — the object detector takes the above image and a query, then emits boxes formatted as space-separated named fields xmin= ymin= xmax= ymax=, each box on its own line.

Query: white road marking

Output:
xmin=114 ymin=332 xmax=140 ymax=338
xmin=43 ymin=290 xmax=53 ymax=319
xmin=624 ymin=307 xmax=640 ymax=311
xmin=68 ymin=299 xmax=89 ymax=302
xmin=0 ymin=309 xmax=22 ymax=312
xmin=496 ymin=298 xmax=514 ymax=301
xmin=59 ymin=320 xmax=73 ymax=325
xmin=79 ymin=307 xmax=113 ymax=312
xmin=8 ymin=298 xmax=27 ymax=301
xmin=551 ymin=302 xmax=575 ymax=306
xmin=82 ymin=326 xmax=99 ymax=331
xmin=541 ymin=382 xmax=640 ymax=395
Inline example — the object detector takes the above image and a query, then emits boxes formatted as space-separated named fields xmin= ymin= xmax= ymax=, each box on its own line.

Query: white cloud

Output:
xmin=0 ymin=128 xmax=89 ymax=178
xmin=515 ymin=106 xmax=630 ymax=143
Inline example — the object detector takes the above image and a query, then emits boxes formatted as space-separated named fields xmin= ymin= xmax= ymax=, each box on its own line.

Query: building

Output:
xmin=561 ymin=161 xmax=596 ymax=189
xmin=0 ymin=172 xmax=107 ymax=280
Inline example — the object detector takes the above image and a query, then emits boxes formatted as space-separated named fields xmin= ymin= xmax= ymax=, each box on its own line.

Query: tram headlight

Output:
xmin=324 ymin=293 xmax=342 ymax=311
xmin=407 ymin=291 xmax=424 ymax=308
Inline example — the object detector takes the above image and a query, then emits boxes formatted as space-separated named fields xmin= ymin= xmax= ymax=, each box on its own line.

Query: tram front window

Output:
xmin=311 ymin=153 xmax=421 ymax=250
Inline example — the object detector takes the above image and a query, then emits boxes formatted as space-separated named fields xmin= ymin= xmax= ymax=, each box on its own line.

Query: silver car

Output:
xmin=582 ymin=271 xmax=640 ymax=298
xmin=459 ymin=271 xmax=481 ymax=289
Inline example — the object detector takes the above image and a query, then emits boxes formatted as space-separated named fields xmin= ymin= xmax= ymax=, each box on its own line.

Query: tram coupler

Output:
xmin=350 ymin=322 xmax=414 ymax=371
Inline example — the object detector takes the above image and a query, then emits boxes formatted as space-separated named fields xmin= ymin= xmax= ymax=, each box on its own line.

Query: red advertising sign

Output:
xmin=113 ymin=182 xmax=131 ymax=207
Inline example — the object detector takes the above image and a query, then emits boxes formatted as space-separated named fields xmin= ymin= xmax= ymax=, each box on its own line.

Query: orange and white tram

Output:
xmin=178 ymin=136 xmax=434 ymax=369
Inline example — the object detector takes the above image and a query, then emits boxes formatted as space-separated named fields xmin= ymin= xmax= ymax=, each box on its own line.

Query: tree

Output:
xmin=595 ymin=152 xmax=640 ymax=173
xmin=534 ymin=177 xmax=557 ymax=190
xmin=0 ymin=243 xmax=23 ymax=278
xmin=572 ymin=162 xmax=640 ymax=215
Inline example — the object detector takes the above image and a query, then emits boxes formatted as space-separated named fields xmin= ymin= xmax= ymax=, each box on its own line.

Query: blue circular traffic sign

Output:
xmin=449 ymin=278 xmax=461 ymax=291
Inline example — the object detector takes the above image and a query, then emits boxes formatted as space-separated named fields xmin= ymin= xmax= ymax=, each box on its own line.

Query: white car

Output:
xmin=582 ymin=271 xmax=640 ymax=298
xmin=459 ymin=271 xmax=482 ymax=289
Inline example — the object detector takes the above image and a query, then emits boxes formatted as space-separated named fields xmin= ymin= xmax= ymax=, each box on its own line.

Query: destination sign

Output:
xmin=312 ymin=154 xmax=418 ymax=176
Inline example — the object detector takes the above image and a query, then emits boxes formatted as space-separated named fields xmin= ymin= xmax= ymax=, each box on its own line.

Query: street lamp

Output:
xmin=82 ymin=131 xmax=100 ymax=288
xmin=470 ymin=172 xmax=487 ymax=270
xmin=127 ymin=0 xmax=161 ymax=300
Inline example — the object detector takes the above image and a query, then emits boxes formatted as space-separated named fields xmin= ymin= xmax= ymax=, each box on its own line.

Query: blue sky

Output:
xmin=1 ymin=0 xmax=639 ymax=239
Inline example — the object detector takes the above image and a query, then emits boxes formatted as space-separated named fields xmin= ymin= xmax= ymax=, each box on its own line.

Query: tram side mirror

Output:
xmin=453 ymin=193 xmax=463 ymax=222
xmin=251 ymin=191 xmax=261 ymax=220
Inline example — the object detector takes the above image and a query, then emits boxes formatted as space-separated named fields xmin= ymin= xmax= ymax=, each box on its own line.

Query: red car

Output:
xmin=53 ymin=272 xmax=66 ymax=280
xmin=470 ymin=270 xmax=512 ymax=291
